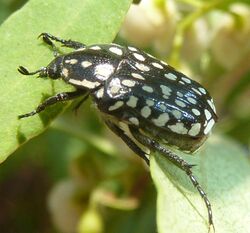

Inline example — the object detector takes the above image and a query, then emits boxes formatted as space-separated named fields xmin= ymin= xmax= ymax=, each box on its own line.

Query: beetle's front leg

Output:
xmin=18 ymin=89 xmax=88 ymax=119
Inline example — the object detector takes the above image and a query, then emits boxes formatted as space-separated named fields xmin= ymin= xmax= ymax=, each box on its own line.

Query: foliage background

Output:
xmin=0 ymin=0 xmax=249 ymax=233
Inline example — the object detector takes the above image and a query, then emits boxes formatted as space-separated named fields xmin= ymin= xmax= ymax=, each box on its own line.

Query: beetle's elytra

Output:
xmin=18 ymin=33 xmax=217 ymax=230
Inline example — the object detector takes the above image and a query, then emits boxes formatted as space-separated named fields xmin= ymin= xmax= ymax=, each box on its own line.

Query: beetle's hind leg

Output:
xmin=39 ymin=33 xmax=86 ymax=52
xmin=128 ymin=125 xmax=214 ymax=230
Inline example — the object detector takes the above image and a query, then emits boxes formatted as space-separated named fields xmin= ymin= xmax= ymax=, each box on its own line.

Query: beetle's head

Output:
xmin=18 ymin=56 xmax=63 ymax=80
xmin=46 ymin=56 xmax=63 ymax=79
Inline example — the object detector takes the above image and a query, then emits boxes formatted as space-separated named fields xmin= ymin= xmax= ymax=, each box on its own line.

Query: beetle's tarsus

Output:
xmin=18 ymin=66 xmax=30 ymax=75
xmin=18 ymin=66 xmax=47 ymax=76
xmin=38 ymin=32 xmax=85 ymax=50
xmin=18 ymin=110 xmax=37 ymax=119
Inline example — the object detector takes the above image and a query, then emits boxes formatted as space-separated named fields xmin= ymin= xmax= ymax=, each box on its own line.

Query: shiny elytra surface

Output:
xmin=58 ymin=44 xmax=217 ymax=152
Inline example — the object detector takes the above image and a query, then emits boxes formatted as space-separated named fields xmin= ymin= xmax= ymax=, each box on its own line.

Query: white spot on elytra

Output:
xmin=204 ymin=119 xmax=215 ymax=134
xmin=168 ymin=123 xmax=188 ymax=134
xmin=76 ymin=47 xmax=86 ymax=51
xmin=187 ymin=97 xmax=197 ymax=104
xmin=94 ymin=63 xmax=114 ymax=80
xmin=110 ymin=86 xmax=120 ymax=94
xmin=81 ymin=61 xmax=92 ymax=68
xmin=146 ymin=99 xmax=154 ymax=106
xmin=109 ymin=78 xmax=121 ymax=95
xmin=172 ymin=110 xmax=182 ymax=119
xmin=199 ymin=87 xmax=206 ymax=94
xmin=181 ymin=77 xmax=191 ymax=84
xmin=141 ymin=106 xmax=151 ymax=118
xmin=135 ymin=63 xmax=150 ymax=72
xmin=188 ymin=123 xmax=201 ymax=136
xmin=126 ymin=96 xmax=138 ymax=108
xmin=142 ymin=85 xmax=153 ymax=93
xmin=164 ymin=73 xmax=177 ymax=81
xmin=192 ymin=87 xmax=202 ymax=95
xmin=62 ymin=68 xmax=68 ymax=77
xmin=152 ymin=113 xmax=169 ymax=127
xmin=160 ymin=85 xmax=171 ymax=96
xmin=90 ymin=45 xmax=101 ymax=50
xmin=152 ymin=62 xmax=163 ymax=69
xmin=109 ymin=46 xmax=123 ymax=56
xmin=132 ymin=72 xmax=145 ymax=80
xmin=122 ymin=79 xmax=136 ymax=87
xmin=133 ymin=53 xmax=145 ymax=61
xmin=128 ymin=46 xmax=137 ymax=52
xmin=108 ymin=101 xmax=124 ymax=111
xmin=175 ymin=100 xmax=186 ymax=108
xmin=205 ymin=109 xmax=212 ymax=120
xmin=207 ymin=99 xmax=216 ymax=113
xmin=192 ymin=108 xmax=200 ymax=116
xmin=96 ymin=87 xmax=104 ymax=98
xmin=69 ymin=79 xmax=99 ymax=89
xmin=177 ymin=91 xmax=183 ymax=97
xmin=146 ymin=53 xmax=155 ymax=59
xmin=129 ymin=117 xmax=139 ymax=125
xmin=65 ymin=59 xmax=78 ymax=64
xmin=160 ymin=60 xmax=168 ymax=65
xmin=159 ymin=104 xmax=166 ymax=111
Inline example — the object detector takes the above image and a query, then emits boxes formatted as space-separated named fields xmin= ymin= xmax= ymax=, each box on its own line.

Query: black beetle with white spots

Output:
xmin=18 ymin=33 xmax=218 ymax=230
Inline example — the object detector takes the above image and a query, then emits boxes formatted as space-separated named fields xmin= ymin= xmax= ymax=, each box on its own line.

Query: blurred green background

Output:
xmin=0 ymin=0 xmax=249 ymax=233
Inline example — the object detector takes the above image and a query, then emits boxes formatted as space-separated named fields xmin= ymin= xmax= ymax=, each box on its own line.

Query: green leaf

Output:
xmin=150 ymin=135 xmax=250 ymax=233
xmin=0 ymin=0 xmax=132 ymax=163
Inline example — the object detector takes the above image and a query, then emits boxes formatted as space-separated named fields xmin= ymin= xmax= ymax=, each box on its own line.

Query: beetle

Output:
xmin=18 ymin=33 xmax=217 ymax=230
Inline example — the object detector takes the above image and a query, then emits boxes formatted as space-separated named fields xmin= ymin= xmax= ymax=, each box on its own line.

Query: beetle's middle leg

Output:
xmin=105 ymin=120 xmax=150 ymax=165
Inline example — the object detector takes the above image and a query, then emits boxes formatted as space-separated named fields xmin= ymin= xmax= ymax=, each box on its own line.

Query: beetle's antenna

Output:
xmin=18 ymin=66 xmax=47 ymax=77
